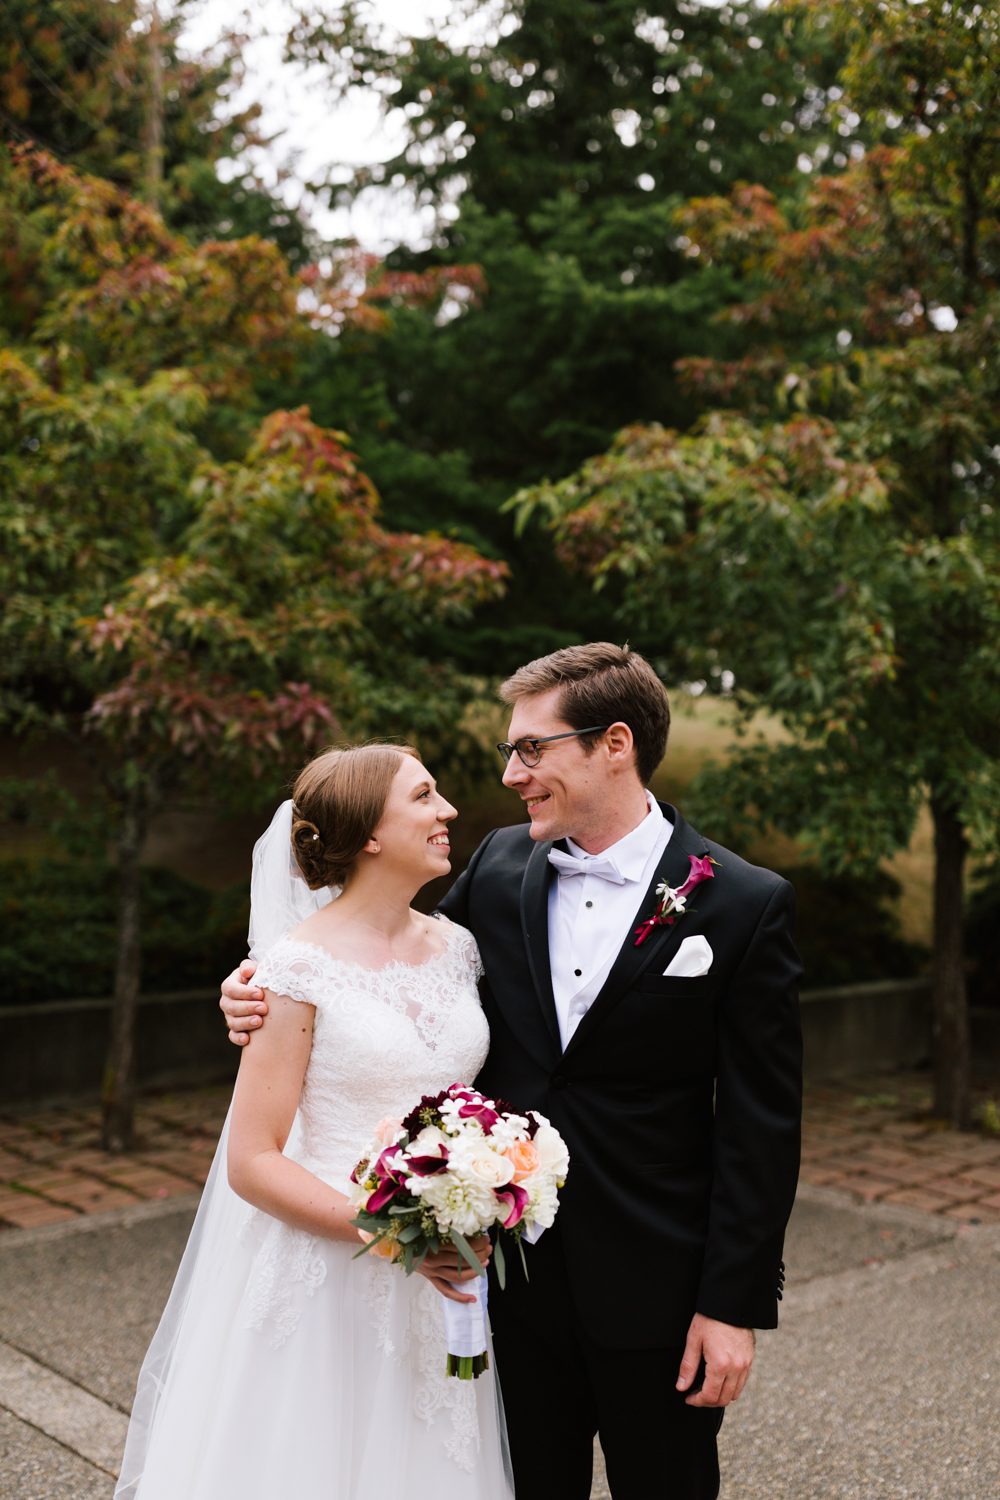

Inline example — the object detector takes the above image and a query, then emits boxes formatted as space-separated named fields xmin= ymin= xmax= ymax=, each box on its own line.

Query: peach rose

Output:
xmin=504 ymin=1140 xmax=541 ymax=1183
xmin=358 ymin=1229 xmax=400 ymax=1260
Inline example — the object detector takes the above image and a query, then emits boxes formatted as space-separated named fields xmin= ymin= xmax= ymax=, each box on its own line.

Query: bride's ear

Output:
xmin=364 ymin=838 xmax=381 ymax=854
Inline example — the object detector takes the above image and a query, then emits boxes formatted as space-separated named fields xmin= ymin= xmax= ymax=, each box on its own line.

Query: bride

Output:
xmin=116 ymin=744 xmax=513 ymax=1499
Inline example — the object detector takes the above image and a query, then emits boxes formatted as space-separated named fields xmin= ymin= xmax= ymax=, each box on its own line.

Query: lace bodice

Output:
xmin=252 ymin=918 xmax=489 ymax=1192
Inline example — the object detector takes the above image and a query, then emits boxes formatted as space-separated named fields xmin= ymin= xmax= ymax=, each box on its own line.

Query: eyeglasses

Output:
xmin=496 ymin=726 xmax=611 ymax=769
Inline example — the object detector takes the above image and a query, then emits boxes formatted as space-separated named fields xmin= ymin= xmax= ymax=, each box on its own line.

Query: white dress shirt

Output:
xmin=547 ymin=793 xmax=673 ymax=1051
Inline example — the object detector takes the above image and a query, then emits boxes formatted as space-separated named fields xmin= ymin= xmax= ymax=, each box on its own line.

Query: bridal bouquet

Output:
xmin=349 ymin=1083 xmax=569 ymax=1379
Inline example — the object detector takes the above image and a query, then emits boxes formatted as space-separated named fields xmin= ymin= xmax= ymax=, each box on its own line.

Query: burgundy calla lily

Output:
xmin=458 ymin=1100 xmax=500 ymax=1132
xmin=675 ymin=854 xmax=715 ymax=898
xmin=366 ymin=1175 xmax=405 ymax=1213
xmin=406 ymin=1151 xmax=451 ymax=1176
xmin=495 ymin=1183 xmax=529 ymax=1228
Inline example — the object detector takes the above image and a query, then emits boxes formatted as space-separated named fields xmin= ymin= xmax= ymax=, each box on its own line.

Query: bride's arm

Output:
xmin=228 ymin=989 xmax=494 ymax=1296
xmin=227 ymin=992 xmax=361 ymax=1244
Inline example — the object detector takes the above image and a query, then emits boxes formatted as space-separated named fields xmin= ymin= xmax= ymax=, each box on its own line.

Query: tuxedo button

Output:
xmin=551 ymin=1075 xmax=569 ymax=1091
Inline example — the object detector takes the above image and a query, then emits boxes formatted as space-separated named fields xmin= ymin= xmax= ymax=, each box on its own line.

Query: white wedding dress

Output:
xmin=116 ymin=918 xmax=512 ymax=1500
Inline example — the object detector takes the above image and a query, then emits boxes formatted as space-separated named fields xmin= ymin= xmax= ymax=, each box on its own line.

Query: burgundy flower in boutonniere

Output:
xmin=634 ymin=854 xmax=718 ymax=946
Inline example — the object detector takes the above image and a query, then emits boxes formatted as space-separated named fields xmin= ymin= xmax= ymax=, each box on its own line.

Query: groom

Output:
xmin=220 ymin=643 xmax=802 ymax=1499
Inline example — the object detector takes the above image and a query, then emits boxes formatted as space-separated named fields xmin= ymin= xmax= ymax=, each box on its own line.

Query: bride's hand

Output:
xmin=416 ymin=1236 xmax=492 ymax=1304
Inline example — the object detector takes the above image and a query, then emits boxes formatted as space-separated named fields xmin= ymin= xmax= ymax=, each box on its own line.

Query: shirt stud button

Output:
xmin=574 ymin=968 xmax=582 ymax=977
xmin=585 ymin=901 xmax=593 ymax=908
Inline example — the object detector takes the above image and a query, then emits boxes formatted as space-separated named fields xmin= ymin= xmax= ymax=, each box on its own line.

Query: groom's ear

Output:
xmin=604 ymin=721 xmax=636 ymax=766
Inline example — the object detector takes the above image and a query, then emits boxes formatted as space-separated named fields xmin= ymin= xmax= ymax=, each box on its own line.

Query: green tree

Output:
xmin=292 ymin=0 xmax=845 ymax=217
xmin=268 ymin=1 xmax=855 ymax=674
xmin=506 ymin=0 xmax=1000 ymax=1128
xmin=1 ymin=151 xmax=506 ymax=1147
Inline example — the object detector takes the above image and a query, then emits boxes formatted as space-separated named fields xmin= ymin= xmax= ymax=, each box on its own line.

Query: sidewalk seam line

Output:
xmin=0 ymin=1337 xmax=131 ymax=1417
xmin=0 ymin=1398 xmax=119 ymax=1479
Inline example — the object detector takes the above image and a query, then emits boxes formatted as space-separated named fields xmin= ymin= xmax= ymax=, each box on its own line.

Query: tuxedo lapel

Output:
xmin=560 ymin=807 xmax=710 ymax=1061
xmin=519 ymin=837 xmax=562 ymax=1052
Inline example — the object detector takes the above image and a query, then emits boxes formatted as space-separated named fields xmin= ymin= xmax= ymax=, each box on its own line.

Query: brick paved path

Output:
xmin=3 ymin=1073 xmax=1000 ymax=1232
xmin=0 ymin=1089 xmax=229 ymax=1230
xmin=800 ymin=1072 xmax=1000 ymax=1223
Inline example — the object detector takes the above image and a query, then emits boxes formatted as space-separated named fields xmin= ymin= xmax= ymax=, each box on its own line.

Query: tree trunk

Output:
xmin=930 ymin=796 xmax=970 ymax=1129
xmin=101 ymin=794 xmax=146 ymax=1152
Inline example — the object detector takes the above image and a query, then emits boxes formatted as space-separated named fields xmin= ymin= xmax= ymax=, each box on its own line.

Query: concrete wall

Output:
xmin=798 ymin=979 xmax=1000 ymax=1081
xmin=3 ymin=979 xmax=998 ymax=1109
xmin=800 ymin=978 xmax=932 ymax=1081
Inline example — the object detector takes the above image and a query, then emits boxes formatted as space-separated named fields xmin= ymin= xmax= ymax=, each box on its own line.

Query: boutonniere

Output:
xmin=634 ymin=854 xmax=718 ymax=946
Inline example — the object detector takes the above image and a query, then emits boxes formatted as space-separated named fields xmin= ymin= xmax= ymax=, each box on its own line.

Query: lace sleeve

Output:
xmin=253 ymin=940 xmax=324 ymax=1008
xmin=440 ymin=919 xmax=484 ymax=984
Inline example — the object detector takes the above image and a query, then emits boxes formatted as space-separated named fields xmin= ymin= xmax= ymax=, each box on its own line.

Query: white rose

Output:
xmin=533 ymin=1123 xmax=570 ymax=1180
xmin=465 ymin=1147 xmax=515 ymax=1188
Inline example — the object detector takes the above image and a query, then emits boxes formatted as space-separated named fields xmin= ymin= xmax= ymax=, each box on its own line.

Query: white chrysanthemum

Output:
xmin=410 ymin=1170 xmax=501 ymax=1237
xmin=524 ymin=1178 xmax=560 ymax=1230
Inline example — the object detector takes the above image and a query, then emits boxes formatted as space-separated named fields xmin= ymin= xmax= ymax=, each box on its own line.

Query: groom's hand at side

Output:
xmin=676 ymin=1313 xmax=755 ymax=1407
xmin=220 ymin=960 xmax=268 ymax=1045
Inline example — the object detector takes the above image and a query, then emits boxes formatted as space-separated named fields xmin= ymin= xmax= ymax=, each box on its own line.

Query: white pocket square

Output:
xmin=663 ymin=934 xmax=713 ymax=978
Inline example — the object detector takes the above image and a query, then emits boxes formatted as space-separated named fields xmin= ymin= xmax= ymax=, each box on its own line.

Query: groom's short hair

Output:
xmin=499 ymin=643 xmax=670 ymax=786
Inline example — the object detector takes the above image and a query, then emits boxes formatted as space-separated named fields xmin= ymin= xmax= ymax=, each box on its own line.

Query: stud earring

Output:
xmin=368 ymin=840 xmax=381 ymax=853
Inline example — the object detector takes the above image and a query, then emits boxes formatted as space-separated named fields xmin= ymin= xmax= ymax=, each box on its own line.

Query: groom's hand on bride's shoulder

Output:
xmin=219 ymin=960 xmax=268 ymax=1046
xmin=676 ymin=1313 xmax=755 ymax=1408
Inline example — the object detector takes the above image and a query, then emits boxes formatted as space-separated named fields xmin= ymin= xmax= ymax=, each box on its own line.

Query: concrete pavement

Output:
xmin=1 ymin=1187 xmax=997 ymax=1498
xmin=717 ymin=1187 xmax=1000 ymax=1498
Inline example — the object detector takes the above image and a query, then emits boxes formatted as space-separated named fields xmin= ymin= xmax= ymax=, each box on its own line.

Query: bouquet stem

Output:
xmin=447 ymin=1352 xmax=489 ymax=1380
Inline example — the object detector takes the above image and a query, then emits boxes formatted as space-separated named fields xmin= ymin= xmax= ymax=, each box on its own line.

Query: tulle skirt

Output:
xmin=116 ymin=1112 xmax=512 ymax=1500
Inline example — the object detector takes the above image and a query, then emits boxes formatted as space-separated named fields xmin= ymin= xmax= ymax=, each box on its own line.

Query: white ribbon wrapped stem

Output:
xmin=441 ymin=1272 xmax=488 ymax=1362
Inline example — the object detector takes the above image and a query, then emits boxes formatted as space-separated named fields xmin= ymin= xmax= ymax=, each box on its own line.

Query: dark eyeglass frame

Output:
xmin=496 ymin=725 xmax=611 ymax=769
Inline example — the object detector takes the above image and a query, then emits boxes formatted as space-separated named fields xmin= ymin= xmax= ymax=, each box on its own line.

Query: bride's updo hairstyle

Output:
xmin=289 ymin=743 xmax=421 ymax=891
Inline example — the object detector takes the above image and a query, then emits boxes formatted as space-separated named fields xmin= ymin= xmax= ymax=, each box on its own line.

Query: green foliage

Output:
xmin=511 ymin=408 xmax=1000 ymax=870
xmin=0 ymin=144 xmax=509 ymax=1141
xmin=777 ymin=864 xmax=926 ymax=989
xmin=291 ymin=0 xmax=845 ymax=218
xmin=0 ymin=146 xmax=304 ymax=405
xmin=0 ymin=147 xmax=508 ymax=806
xmin=501 ymin=0 xmax=1000 ymax=1121
xmin=967 ymin=870 xmax=1000 ymax=1009
xmin=0 ymin=0 xmax=311 ymax=259
xmin=261 ymin=0 xmax=857 ymax=676
xmin=502 ymin=0 xmax=1000 ymax=868
xmin=0 ymin=857 xmax=249 ymax=1004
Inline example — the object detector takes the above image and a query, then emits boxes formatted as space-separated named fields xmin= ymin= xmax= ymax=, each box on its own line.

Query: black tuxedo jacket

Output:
xmin=436 ymin=803 xmax=803 ymax=1350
